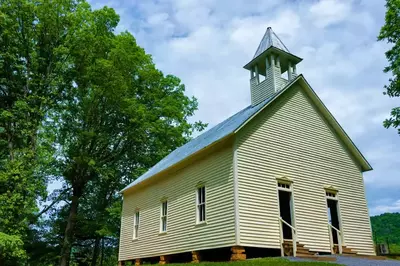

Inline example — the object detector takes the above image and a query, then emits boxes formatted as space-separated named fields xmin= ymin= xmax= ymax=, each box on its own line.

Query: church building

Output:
xmin=118 ymin=27 xmax=375 ymax=264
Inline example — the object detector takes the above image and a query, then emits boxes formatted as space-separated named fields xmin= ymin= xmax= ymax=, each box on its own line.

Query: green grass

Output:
xmin=157 ymin=258 xmax=342 ymax=266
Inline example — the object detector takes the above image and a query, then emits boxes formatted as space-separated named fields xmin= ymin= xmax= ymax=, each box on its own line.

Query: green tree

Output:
xmin=371 ymin=212 xmax=400 ymax=253
xmin=378 ymin=0 xmax=400 ymax=134
xmin=0 ymin=1 xmax=205 ymax=264
xmin=0 ymin=0 xmax=78 ymax=263
xmin=51 ymin=5 xmax=206 ymax=265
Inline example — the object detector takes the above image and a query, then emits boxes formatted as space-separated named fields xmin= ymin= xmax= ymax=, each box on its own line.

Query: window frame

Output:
xmin=325 ymin=191 xmax=338 ymax=200
xmin=277 ymin=181 xmax=292 ymax=192
xmin=196 ymin=186 xmax=206 ymax=224
xmin=160 ymin=200 xmax=168 ymax=233
xmin=133 ymin=210 xmax=140 ymax=240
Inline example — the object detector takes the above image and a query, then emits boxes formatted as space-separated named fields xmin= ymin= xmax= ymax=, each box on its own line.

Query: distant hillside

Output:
xmin=371 ymin=212 xmax=400 ymax=253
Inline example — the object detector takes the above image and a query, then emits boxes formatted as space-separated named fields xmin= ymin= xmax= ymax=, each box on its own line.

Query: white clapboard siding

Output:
xmin=119 ymin=146 xmax=235 ymax=261
xmin=251 ymin=75 xmax=275 ymax=106
xmin=236 ymin=85 xmax=375 ymax=255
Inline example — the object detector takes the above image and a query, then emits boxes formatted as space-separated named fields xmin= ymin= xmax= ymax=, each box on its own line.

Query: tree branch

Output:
xmin=31 ymin=187 xmax=72 ymax=222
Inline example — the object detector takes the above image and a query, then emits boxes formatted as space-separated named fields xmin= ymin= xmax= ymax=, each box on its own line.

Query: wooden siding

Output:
xmin=276 ymin=76 xmax=288 ymax=91
xmin=251 ymin=69 xmax=275 ymax=106
xmin=236 ymin=85 xmax=375 ymax=255
xmin=274 ymin=67 xmax=288 ymax=91
xmin=119 ymin=146 xmax=235 ymax=261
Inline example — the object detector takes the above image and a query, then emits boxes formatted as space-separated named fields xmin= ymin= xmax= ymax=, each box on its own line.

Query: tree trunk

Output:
xmin=91 ymin=236 xmax=101 ymax=266
xmin=100 ymin=238 xmax=105 ymax=266
xmin=60 ymin=189 xmax=81 ymax=266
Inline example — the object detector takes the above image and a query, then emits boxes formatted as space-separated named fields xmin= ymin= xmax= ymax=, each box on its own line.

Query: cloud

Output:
xmin=369 ymin=199 xmax=400 ymax=216
xmin=309 ymin=0 xmax=352 ymax=28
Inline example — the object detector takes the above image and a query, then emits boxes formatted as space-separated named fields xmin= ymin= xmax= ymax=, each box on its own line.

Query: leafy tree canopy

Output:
xmin=0 ymin=0 xmax=206 ymax=265
xmin=371 ymin=212 xmax=400 ymax=254
xmin=378 ymin=0 xmax=400 ymax=134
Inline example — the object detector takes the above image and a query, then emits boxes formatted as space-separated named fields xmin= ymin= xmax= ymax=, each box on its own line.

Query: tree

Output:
xmin=371 ymin=212 xmax=400 ymax=253
xmin=0 ymin=1 xmax=205 ymax=264
xmin=0 ymin=0 xmax=78 ymax=263
xmin=52 ymin=6 xmax=206 ymax=265
xmin=378 ymin=0 xmax=400 ymax=134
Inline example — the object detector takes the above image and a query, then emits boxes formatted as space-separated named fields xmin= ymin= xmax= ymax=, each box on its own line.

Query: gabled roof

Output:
xmin=253 ymin=27 xmax=289 ymax=59
xmin=122 ymin=75 xmax=372 ymax=193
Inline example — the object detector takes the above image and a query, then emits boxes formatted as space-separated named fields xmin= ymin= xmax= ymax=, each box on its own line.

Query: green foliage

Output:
xmin=0 ymin=0 xmax=206 ymax=264
xmin=371 ymin=212 xmax=400 ymax=253
xmin=378 ymin=0 xmax=400 ymax=134
xmin=53 ymin=9 xmax=206 ymax=262
xmin=0 ymin=0 xmax=77 ymax=263
xmin=0 ymin=232 xmax=26 ymax=264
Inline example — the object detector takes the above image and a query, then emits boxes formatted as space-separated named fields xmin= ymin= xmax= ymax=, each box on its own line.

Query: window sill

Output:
xmin=195 ymin=221 xmax=208 ymax=227
xmin=159 ymin=232 xmax=167 ymax=236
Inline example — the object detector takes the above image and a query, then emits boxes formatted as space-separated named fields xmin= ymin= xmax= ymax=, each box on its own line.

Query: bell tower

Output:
xmin=244 ymin=27 xmax=303 ymax=106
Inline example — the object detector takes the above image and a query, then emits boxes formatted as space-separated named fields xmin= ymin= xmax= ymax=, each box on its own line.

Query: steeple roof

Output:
xmin=253 ymin=27 xmax=289 ymax=59
xmin=244 ymin=27 xmax=301 ymax=73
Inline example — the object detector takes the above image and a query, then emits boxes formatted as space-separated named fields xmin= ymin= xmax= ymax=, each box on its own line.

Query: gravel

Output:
xmin=289 ymin=256 xmax=400 ymax=266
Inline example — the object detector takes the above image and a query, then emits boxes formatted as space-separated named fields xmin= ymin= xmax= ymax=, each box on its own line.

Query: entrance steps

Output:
xmin=283 ymin=239 xmax=315 ymax=256
xmin=284 ymin=240 xmax=386 ymax=262
xmin=283 ymin=240 xmax=337 ymax=262
xmin=333 ymin=244 xmax=357 ymax=255
xmin=333 ymin=244 xmax=387 ymax=260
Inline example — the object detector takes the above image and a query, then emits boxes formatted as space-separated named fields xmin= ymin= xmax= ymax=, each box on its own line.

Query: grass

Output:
xmin=156 ymin=258 xmax=342 ymax=266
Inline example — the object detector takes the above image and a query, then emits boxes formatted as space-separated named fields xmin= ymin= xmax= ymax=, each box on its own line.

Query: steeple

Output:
xmin=244 ymin=27 xmax=302 ymax=106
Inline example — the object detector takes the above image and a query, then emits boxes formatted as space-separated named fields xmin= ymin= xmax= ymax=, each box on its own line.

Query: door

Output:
xmin=327 ymin=198 xmax=340 ymax=244
xmin=279 ymin=190 xmax=293 ymax=239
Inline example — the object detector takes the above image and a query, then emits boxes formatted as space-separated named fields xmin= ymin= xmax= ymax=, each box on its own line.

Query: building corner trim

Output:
xmin=233 ymin=137 xmax=240 ymax=246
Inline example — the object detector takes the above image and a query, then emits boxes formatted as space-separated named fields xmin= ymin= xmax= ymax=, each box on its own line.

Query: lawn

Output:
xmin=149 ymin=258 xmax=342 ymax=266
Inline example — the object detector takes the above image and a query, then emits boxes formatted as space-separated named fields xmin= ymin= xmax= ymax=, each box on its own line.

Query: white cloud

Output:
xmin=309 ymin=0 xmax=352 ymax=28
xmin=370 ymin=199 xmax=400 ymax=216
xmin=147 ymin=13 xmax=169 ymax=25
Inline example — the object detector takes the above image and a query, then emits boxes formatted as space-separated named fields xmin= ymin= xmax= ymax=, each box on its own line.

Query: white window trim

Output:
xmin=133 ymin=211 xmax=140 ymax=240
xmin=160 ymin=200 xmax=168 ymax=233
xmin=277 ymin=181 xmax=292 ymax=192
xmin=196 ymin=186 xmax=207 ymax=224
xmin=325 ymin=187 xmax=339 ymax=201
xmin=325 ymin=191 xmax=338 ymax=200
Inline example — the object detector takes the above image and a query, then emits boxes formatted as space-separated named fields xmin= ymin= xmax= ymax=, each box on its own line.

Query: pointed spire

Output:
xmin=244 ymin=27 xmax=302 ymax=106
xmin=253 ymin=27 xmax=289 ymax=59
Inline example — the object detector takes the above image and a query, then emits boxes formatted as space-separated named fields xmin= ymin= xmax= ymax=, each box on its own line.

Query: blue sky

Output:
xmin=85 ymin=0 xmax=400 ymax=216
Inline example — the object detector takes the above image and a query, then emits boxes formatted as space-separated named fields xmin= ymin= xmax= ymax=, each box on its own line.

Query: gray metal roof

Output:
xmin=121 ymin=95 xmax=277 ymax=192
xmin=253 ymin=27 xmax=290 ymax=59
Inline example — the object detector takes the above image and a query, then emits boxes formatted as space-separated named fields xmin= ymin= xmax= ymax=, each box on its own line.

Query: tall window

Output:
xmin=160 ymin=201 xmax=168 ymax=232
xmin=133 ymin=211 xmax=140 ymax=239
xmin=196 ymin=186 xmax=206 ymax=223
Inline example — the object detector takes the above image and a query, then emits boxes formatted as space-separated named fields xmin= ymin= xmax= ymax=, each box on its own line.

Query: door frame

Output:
xmin=325 ymin=189 xmax=345 ymax=247
xmin=276 ymin=178 xmax=296 ymax=238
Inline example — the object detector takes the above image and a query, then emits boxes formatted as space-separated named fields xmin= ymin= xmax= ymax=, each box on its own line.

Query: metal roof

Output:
xmin=253 ymin=27 xmax=289 ymax=59
xmin=121 ymin=95 xmax=277 ymax=192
